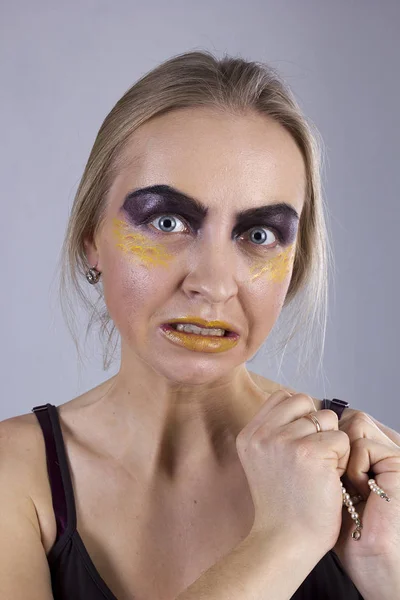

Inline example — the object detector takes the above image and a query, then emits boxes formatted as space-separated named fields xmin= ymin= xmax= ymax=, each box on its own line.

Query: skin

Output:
xmin=21 ymin=105 xmax=400 ymax=598
xmin=84 ymin=106 xmax=307 ymax=483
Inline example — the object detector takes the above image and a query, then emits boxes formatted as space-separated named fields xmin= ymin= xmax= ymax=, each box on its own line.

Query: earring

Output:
xmin=85 ymin=265 xmax=101 ymax=284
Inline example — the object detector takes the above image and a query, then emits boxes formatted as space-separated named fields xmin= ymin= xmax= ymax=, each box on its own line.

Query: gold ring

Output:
xmin=304 ymin=413 xmax=321 ymax=432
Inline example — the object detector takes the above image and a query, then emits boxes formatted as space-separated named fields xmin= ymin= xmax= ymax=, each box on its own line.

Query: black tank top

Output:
xmin=32 ymin=402 xmax=364 ymax=599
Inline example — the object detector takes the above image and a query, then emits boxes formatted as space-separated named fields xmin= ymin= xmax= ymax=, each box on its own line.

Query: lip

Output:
xmin=159 ymin=323 xmax=240 ymax=353
xmin=164 ymin=316 xmax=239 ymax=335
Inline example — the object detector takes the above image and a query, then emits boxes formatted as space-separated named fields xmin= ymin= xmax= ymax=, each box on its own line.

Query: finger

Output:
xmin=339 ymin=408 xmax=400 ymax=447
xmin=284 ymin=409 xmax=340 ymax=436
xmin=266 ymin=394 xmax=320 ymax=428
xmin=367 ymin=415 xmax=400 ymax=447
xmin=245 ymin=391 xmax=315 ymax=437
xmin=344 ymin=437 xmax=400 ymax=499
xmin=321 ymin=430 xmax=351 ymax=476
xmin=339 ymin=410 xmax=400 ymax=447
xmin=284 ymin=427 xmax=351 ymax=476
xmin=238 ymin=389 xmax=293 ymax=439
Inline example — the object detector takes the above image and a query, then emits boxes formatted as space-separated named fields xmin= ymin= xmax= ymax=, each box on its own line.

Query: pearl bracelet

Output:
xmin=341 ymin=478 xmax=391 ymax=540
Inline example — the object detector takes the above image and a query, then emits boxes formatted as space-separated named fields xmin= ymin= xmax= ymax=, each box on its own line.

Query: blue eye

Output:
xmin=243 ymin=227 xmax=278 ymax=248
xmin=148 ymin=214 xmax=186 ymax=233
xmin=146 ymin=214 xmax=280 ymax=249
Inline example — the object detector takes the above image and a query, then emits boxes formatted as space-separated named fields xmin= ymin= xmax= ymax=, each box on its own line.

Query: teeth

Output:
xmin=174 ymin=323 xmax=226 ymax=336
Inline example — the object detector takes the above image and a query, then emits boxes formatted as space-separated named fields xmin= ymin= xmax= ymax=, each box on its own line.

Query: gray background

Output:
xmin=1 ymin=1 xmax=399 ymax=429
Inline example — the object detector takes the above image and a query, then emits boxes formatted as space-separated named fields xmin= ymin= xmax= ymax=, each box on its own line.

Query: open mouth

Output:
xmin=162 ymin=323 xmax=238 ymax=338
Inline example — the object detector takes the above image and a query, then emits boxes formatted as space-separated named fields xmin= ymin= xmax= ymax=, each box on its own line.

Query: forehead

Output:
xmin=113 ymin=107 xmax=306 ymax=215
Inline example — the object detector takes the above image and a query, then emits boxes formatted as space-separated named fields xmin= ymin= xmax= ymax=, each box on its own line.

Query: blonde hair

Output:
xmin=58 ymin=49 xmax=334 ymax=380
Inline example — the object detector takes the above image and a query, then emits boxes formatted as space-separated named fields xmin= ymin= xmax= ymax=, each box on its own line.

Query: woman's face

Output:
xmin=85 ymin=108 xmax=306 ymax=383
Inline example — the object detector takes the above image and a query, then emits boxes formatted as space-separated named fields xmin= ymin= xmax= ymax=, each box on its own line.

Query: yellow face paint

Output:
xmin=112 ymin=218 xmax=175 ymax=268
xmin=113 ymin=216 xmax=295 ymax=283
xmin=249 ymin=243 xmax=296 ymax=283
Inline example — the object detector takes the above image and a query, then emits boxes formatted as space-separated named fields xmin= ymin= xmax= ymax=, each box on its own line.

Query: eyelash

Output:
xmin=144 ymin=214 xmax=282 ymax=250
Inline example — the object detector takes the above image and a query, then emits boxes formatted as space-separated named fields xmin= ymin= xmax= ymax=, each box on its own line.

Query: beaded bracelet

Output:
xmin=341 ymin=478 xmax=391 ymax=540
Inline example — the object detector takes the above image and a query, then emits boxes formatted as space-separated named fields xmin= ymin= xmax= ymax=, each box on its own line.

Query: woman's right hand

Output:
xmin=236 ymin=390 xmax=351 ymax=553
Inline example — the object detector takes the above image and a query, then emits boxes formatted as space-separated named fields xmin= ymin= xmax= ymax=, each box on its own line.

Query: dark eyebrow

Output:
xmin=122 ymin=184 xmax=300 ymax=226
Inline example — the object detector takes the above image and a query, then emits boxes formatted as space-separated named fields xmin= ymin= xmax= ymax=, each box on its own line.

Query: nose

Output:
xmin=181 ymin=233 xmax=240 ymax=304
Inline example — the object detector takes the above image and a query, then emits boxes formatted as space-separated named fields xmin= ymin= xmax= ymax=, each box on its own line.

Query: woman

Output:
xmin=1 ymin=50 xmax=399 ymax=600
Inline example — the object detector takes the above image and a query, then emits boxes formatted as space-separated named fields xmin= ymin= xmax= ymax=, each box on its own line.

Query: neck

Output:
xmin=88 ymin=361 xmax=268 ymax=482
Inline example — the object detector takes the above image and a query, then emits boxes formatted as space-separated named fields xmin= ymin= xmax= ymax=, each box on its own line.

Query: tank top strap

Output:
xmin=32 ymin=403 xmax=77 ymax=540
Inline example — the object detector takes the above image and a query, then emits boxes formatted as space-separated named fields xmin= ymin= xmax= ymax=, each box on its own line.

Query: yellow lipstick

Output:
xmin=159 ymin=317 xmax=240 ymax=353
xmin=165 ymin=316 xmax=238 ymax=333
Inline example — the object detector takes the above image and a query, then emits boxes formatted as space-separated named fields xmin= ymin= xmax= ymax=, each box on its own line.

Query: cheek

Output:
xmin=98 ymin=219 xmax=175 ymax=336
xmin=111 ymin=217 xmax=175 ymax=269
xmin=246 ymin=244 xmax=296 ymax=334
xmin=248 ymin=243 xmax=296 ymax=284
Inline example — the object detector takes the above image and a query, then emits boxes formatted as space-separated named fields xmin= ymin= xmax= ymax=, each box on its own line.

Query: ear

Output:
xmin=84 ymin=237 xmax=102 ymax=271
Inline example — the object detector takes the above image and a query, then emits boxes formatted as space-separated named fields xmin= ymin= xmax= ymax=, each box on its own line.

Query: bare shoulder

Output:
xmin=0 ymin=412 xmax=56 ymax=549
xmin=0 ymin=375 xmax=118 ymax=488
xmin=247 ymin=370 xmax=322 ymax=410
xmin=0 ymin=411 xmax=46 ymax=466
